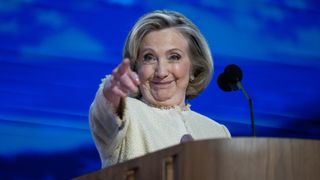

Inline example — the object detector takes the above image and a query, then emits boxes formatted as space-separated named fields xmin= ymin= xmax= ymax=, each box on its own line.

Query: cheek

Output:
xmin=137 ymin=65 xmax=154 ymax=82
xmin=172 ymin=62 xmax=191 ymax=78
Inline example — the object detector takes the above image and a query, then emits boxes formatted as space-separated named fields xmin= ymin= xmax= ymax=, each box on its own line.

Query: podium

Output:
xmin=75 ymin=138 xmax=320 ymax=180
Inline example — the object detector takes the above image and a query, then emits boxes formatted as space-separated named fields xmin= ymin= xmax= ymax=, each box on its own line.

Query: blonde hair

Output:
xmin=123 ymin=10 xmax=213 ymax=99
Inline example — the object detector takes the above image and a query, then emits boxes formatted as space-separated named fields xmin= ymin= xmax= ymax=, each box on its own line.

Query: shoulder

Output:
xmin=188 ymin=110 xmax=220 ymax=126
xmin=187 ymin=110 xmax=231 ymax=138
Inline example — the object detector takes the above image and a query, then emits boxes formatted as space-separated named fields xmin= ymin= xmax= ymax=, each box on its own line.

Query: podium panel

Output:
xmin=75 ymin=138 xmax=320 ymax=180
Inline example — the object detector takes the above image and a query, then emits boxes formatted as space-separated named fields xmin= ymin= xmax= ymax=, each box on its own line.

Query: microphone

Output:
xmin=217 ymin=64 xmax=242 ymax=91
xmin=217 ymin=64 xmax=256 ymax=137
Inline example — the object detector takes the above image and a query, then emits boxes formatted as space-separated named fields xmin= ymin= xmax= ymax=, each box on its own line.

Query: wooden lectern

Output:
xmin=75 ymin=138 xmax=320 ymax=180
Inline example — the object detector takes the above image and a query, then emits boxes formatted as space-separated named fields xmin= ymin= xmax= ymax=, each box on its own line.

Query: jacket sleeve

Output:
xmin=89 ymin=76 xmax=128 ymax=167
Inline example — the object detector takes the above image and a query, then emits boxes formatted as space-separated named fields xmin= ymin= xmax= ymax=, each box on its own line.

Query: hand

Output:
xmin=103 ymin=58 xmax=140 ymax=111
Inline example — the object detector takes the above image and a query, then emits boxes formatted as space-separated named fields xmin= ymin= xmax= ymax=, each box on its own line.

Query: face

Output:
xmin=137 ymin=28 xmax=191 ymax=107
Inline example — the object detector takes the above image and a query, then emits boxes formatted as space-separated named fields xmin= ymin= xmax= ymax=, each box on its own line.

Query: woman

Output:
xmin=89 ymin=10 xmax=231 ymax=168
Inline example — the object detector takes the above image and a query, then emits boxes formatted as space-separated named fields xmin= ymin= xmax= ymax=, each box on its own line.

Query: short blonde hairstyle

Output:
xmin=123 ymin=10 xmax=213 ymax=99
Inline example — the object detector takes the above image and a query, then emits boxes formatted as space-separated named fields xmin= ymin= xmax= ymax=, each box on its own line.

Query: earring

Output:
xmin=190 ymin=75 xmax=195 ymax=81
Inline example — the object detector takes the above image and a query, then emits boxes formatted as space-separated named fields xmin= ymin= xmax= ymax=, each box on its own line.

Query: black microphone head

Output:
xmin=217 ymin=64 xmax=243 ymax=92
xmin=217 ymin=73 xmax=233 ymax=92
xmin=224 ymin=64 xmax=243 ymax=82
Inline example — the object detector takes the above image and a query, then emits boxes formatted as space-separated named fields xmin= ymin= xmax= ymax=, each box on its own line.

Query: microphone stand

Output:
xmin=236 ymin=82 xmax=256 ymax=137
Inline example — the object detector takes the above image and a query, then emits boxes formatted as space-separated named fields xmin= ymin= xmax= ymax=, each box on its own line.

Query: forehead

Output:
xmin=140 ymin=28 xmax=189 ymax=51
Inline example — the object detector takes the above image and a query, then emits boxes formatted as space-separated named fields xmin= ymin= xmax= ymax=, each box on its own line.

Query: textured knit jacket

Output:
xmin=89 ymin=78 xmax=231 ymax=168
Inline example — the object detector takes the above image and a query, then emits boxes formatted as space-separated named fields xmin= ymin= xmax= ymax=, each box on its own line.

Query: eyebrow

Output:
xmin=167 ymin=48 xmax=183 ymax=53
xmin=140 ymin=48 xmax=154 ymax=54
xmin=140 ymin=48 xmax=184 ymax=54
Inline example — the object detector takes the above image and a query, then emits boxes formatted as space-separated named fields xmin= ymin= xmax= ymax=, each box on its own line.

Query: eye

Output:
xmin=169 ymin=54 xmax=181 ymax=61
xmin=143 ymin=53 xmax=157 ymax=62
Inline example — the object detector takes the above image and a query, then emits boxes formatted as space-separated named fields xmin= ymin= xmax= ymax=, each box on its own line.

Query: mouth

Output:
xmin=151 ymin=80 xmax=173 ymax=89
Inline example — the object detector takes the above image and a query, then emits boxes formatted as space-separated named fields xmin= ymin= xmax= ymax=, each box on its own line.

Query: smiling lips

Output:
xmin=151 ymin=80 xmax=173 ymax=89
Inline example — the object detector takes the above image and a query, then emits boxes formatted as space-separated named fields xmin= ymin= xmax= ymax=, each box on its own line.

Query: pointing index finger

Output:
xmin=118 ymin=58 xmax=130 ymax=75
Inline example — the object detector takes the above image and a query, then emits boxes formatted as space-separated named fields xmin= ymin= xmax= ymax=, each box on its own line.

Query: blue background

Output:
xmin=0 ymin=0 xmax=319 ymax=179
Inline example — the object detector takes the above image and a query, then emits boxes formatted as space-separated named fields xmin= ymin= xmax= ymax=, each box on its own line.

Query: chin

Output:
xmin=153 ymin=95 xmax=172 ymax=102
xmin=151 ymin=90 xmax=173 ymax=99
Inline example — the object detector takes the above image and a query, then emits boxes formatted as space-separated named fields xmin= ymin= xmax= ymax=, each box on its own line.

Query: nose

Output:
xmin=155 ymin=60 xmax=168 ymax=79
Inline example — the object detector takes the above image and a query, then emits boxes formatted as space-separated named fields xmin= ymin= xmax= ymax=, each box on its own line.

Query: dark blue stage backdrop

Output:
xmin=0 ymin=0 xmax=319 ymax=179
